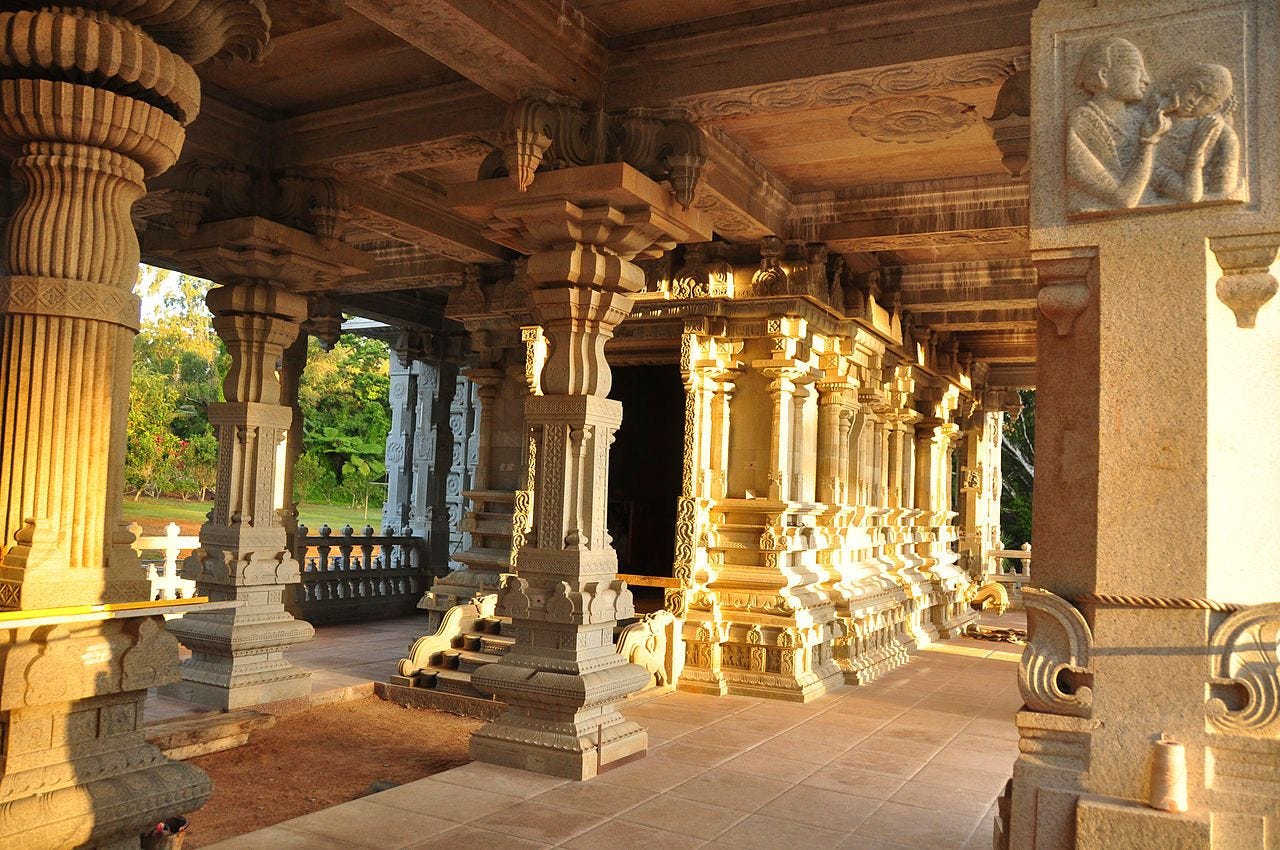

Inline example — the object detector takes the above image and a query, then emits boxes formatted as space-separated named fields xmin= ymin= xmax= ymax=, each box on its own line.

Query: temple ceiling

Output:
xmin=128 ymin=0 xmax=1038 ymax=386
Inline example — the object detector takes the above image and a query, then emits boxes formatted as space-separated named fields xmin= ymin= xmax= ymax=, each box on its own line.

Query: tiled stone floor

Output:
xmin=145 ymin=616 xmax=428 ymax=723
xmin=203 ymin=615 xmax=1025 ymax=850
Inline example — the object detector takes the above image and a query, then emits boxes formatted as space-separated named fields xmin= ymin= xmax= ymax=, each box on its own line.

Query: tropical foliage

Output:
xmin=1001 ymin=389 xmax=1035 ymax=548
xmin=127 ymin=266 xmax=392 ymax=508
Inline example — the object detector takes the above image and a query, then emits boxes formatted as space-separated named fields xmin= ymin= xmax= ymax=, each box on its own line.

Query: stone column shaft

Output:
xmin=0 ymin=3 xmax=270 ymax=845
xmin=451 ymin=163 xmax=711 ymax=779
xmin=165 ymin=282 xmax=315 ymax=710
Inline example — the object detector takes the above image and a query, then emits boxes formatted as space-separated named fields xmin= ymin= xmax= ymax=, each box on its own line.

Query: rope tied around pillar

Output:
xmin=1069 ymin=592 xmax=1246 ymax=612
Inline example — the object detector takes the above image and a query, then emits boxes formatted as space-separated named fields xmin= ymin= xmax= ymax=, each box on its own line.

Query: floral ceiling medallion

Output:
xmin=848 ymin=95 xmax=978 ymax=144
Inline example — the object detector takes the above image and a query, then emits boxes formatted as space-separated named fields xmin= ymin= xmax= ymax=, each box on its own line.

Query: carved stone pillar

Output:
xmin=280 ymin=332 xmax=310 ymax=542
xmin=382 ymin=343 xmax=419 ymax=535
xmin=886 ymin=422 xmax=904 ymax=508
xmin=0 ymin=2 xmax=269 ymax=845
xmin=1004 ymin=2 xmax=1280 ymax=848
xmin=163 ymin=283 xmax=316 ymax=709
xmin=452 ymin=162 xmax=710 ymax=779
xmin=762 ymin=369 xmax=798 ymax=501
xmin=710 ymin=371 xmax=739 ymax=501
xmin=789 ymin=378 xmax=812 ymax=501
xmin=914 ymin=420 xmax=941 ymax=512
xmin=817 ymin=382 xmax=854 ymax=506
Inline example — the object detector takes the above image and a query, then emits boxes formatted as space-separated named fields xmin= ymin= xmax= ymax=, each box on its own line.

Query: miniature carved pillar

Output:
xmin=467 ymin=369 xmax=504 ymax=492
xmin=886 ymin=423 xmax=904 ymax=508
xmin=452 ymin=163 xmax=710 ymax=780
xmin=763 ymin=370 xmax=796 ymax=501
xmin=790 ymin=379 xmax=812 ymax=501
xmin=710 ymin=371 xmax=738 ymax=500
xmin=0 ymin=2 xmax=269 ymax=845
xmin=837 ymin=408 xmax=858 ymax=505
xmin=164 ymin=283 xmax=316 ymax=710
xmin=382 ymin=346 xmax=417 ymax=534
xmin=1005 ymin=2 xmax=1280 ymax=848
xmin=914 ymin=421 xmax=942 ymax=512
xmin=817 ymin=384 xmax=847 ymax=505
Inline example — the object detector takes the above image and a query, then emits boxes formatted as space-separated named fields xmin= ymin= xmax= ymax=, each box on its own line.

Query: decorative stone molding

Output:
xmin=1032 ymin=247 xmax=1097 ymax=337
xmin=1209 ymin=233 xmax=1280 ymax=329
xmin=1207 ymin=603 xmax=1280 ymax=736
xmin=493 ymin=91 xmax=707 ymax=209
xmin=848 ymin=95 xmax=979 ymax=144
xmin=674 ymin=50 xmax=1018 ymax=121
xmin=1019 ymin=588 xmax=1095 ymax=718
xmin=328 ymin=136 xmax=495 ymax=177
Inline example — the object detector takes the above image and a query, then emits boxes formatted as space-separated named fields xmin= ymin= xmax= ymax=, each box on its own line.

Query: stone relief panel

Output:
xmin=1057 ymin=8 xmax=1253 ymax=218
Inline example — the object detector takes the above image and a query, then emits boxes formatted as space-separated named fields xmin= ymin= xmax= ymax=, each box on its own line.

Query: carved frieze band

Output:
xmin=1019 ymin=587 xmax=1094 ymax=717
xmin=0 ymin=276 xmax=142 ymax=331
xmin=327 ymin=136 xmax=495 ymax=177
xmin=675 ymin=51 xmax=1018 ymax=121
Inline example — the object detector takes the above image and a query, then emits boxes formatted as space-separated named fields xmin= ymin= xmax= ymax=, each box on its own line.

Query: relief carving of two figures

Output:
xmin=1067 ymin=37 xmax=1244 ymax=215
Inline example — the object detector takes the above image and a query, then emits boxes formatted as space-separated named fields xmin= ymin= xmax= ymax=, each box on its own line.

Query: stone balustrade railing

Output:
xmin=293 ymin=524 xmax=428 ymax=626
xmin=989 ymin=544 xmax=1031 ymax=606
xmin=128 ymin=519 xmax=430 ymax=626
xmin=128 ymin=522 xmax=200 ymax=602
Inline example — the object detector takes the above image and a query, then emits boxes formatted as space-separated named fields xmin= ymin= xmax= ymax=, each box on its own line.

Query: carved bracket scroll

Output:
xmin=1019 ymin=587 xmax=1095 ymax=717
xmin=1207 ymin=602 xmax=1280 ymax=736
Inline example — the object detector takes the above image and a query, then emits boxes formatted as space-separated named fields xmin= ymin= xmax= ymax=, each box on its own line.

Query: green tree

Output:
xmin=1001 ymin=389 xmax=1035 ymax=551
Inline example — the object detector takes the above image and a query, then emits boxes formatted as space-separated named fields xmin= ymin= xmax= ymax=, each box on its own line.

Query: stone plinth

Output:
xmin=452 ymin=162 xmax=711 ymax=778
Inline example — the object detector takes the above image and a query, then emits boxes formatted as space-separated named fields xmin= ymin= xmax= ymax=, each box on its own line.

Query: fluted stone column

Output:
xmin=163 ymin=283 xmax=316 ymax=709
xmin=453 ymin=162 xmax=710 ymax=779
xmin=1004 ymin=2 xmax=1280 ymax=848
xmin=0 ymin=2 xmax=269 ymax=846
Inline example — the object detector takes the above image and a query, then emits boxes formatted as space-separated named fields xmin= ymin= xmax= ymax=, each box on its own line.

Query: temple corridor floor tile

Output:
xmin=405 ymin=824 xmax=552 ymax=850
xmin=830 ymin=745 xmax=929 ymax=778
xmin=594 ymin=754 xmax=709 ymax=792
xmin=250 ymin=798 xmax=456 ymax=848
xmin=719 ymin=749 xmax=821 ymax=784
xmin=802 ymin=763 xmax=910 ymax=800
xmin=362 ymin=777 xmax=522 ymax=822
xmin=712 ymin=812 xmax=848 ymax=850
xmin=429 ymin=761 xmax=569 ymax=798
xmin=560 ymin=817 xmax=709 ymax=849
xmin=851 ymin=732 xmax=948 ymax=760
xmin=477 ymin=800 xmax=609 ymax=844
xmin=653 ymin=737 xmax=749 ymax=767
xmin=203 ymin=823 xmax=356 ymax=849
xmin=913 ymin=762 xmax=1012 ymax=796
xmin=626 ymin=716 xmax=701 ymax=742
xmin=675 ymin=725 xmax=775 ymax=751
xmin=758 ymin=784 xmax=881 ymax=832
xmin=888 ymin=778 xmax=1002 ymax=817
xmin=853 ymin=801 xmax=984 ymax=850
xmin=618 ymin=793 xmax=747 ymax=839
xmin=529 ymin=777 xmax=656 ymax=815
xmin=666 ymin=767 xmax=793 ymax=812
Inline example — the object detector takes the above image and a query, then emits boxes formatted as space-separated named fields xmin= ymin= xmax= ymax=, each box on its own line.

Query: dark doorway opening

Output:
xmin=607 ymin=364 xmax=684 ymax=585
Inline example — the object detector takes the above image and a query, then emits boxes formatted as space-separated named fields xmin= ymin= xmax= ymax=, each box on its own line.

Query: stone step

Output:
xmin=452 ymin=548 xmax=511 ymax=570
xmin=456 ymin=650 xmax=502 ymax=674
xmin=434 ymin=669 xmax=486 ymax=698
xmin=144 ymin=709 xmax=276 ymax=761
xmin=479 ymin=635 xmax=514 ymax=656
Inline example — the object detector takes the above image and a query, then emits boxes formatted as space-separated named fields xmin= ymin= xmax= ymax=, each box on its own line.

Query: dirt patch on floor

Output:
xmin=184 ymin=697 xmax=483 ymax=847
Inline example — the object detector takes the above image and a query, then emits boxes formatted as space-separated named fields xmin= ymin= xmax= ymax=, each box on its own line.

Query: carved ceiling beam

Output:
xmin=901 ymin=284 xmax=1037 ymax=314
xmin=906 ymin=307 xmax=1038 ymax=332
xmin=181 ymin=94 xmax=272 ymax=170
xmin=953 ymin=329 xmax=1036 ymax=363
xmin=271 ymin=80 xmax=502 ymax=171
xmin=335 ymin=245 xmax=471 ymax=294
xmin=984 ymin=363 xmax=1036 ymax=388
xmin=607 ymin=1 xmax=1033 ymax=114
xmin=692 ymin=125 xmax=792 ymax=242
xmin=347 ymin=0 xmax=607 ymax=104
xmin=348 ymin=176 xmax=509 ymax=264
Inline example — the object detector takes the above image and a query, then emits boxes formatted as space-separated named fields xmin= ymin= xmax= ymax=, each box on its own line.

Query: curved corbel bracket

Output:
xmin=1032 ymin=247 xmax=1097 ymax=337
xmin=1019 ymin=587 xmax=1094 ymax=717
xmin=1209 ymin=234 xmax=1280 ymax=329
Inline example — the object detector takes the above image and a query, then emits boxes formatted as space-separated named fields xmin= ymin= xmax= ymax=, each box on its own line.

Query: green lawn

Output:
xmin=123 ymin=496 xmax=384 ymax=535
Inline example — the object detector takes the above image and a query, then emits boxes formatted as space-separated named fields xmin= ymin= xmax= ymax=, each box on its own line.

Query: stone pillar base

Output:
xmin=163 ymin=614 xmax=314 ymax=710
xmin=470 ymin=717 xmax=648 ymax=781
